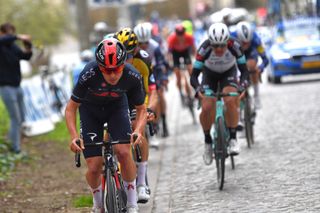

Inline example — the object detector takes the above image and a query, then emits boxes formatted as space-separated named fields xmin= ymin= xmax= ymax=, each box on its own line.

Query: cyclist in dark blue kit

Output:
xmin=65 ymin=38 xmax=146 ymax=213
xmin=231 ymin=21 xmax=269 ymax=109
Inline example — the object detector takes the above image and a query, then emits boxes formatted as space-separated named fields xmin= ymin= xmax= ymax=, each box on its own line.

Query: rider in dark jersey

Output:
xmin=231 ymin=21 xmax=269 ymax=109
xmin=115 ymin=27 xmax=158 ymax=204
xmin=65 ymin=38 xmax=146 ymax=213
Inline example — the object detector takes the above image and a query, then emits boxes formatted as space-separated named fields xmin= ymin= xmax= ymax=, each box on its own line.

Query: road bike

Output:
xmin=129 ymin=108 xmax=155 ymax=199
xmin=239 ymin=87 xmax=256 ymax=148
xmin=75 ymin=124 xmax=141 ymax=213
xmin=177 ymin=58 xmax=196 ymax=124
xmin=39 ymin=65 xmax=69 ymax=118
xmin=203 ymin=86 xmax=240 ymax=190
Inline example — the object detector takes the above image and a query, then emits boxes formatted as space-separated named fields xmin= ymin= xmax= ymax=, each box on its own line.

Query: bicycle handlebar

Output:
xmin=74 ymin=138 xmax=142 ymax=167
xmin=203 ymin=90 xmax=240 ymax=98
xmin=197 ymin=89 xmax=243 ymax=110
xmin=130 ymin=108 xmax=156 ymax=136
xmin=83 ymin=139 xmax=131 ymax=147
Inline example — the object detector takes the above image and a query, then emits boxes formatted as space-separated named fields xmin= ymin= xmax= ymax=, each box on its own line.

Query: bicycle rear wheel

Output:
xmin=103 ymin=168 xmax=119 ymax=213
xmin=215 ymin=117 xmax=226 ymax=190
xmin=244 ymin=96 xmax=254 ymax=148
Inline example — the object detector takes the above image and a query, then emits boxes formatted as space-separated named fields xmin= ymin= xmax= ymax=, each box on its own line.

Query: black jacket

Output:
xmin=0 ymin=35 xmax=32 ymax=87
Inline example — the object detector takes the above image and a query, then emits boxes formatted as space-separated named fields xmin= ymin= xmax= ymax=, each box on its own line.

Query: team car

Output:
xmin=267 ymin=17 xmax=320 ymax=83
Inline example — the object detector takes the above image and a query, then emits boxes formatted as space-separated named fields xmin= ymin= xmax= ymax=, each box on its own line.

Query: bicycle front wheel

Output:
xmin=103 ymin=168 xmax=119 ymax=213
xmin=215 ymin=117 xmax=226 ymax=190
xmin=244 ymin=96 xmax=254 ymax=148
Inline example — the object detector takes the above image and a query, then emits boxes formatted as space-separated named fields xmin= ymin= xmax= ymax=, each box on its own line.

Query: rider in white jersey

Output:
xmin=134 ymin=22 xmax=170 ymax=138
xmin=190 ymin=23 xmax=249 ymax=165
xmin=202 ymin=47 xmax=236 ymax=72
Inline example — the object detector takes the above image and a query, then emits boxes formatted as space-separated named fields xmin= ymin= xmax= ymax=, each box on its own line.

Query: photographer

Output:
xmin=0 ymin=22 xmax=33 ymax=154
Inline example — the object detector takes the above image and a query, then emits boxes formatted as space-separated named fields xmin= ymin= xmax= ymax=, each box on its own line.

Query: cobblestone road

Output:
xmin=143 ymin=75 xmax=320 ymax=213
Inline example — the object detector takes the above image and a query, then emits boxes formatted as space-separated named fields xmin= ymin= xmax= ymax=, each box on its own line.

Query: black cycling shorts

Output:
xmin=153 ymin=66 xmax=169 ymax=89
xmin=79 ymin=102 xmax=132 ymax=158
xmin=171 ymin=49 xmax=192 ymax=69
xmin=201 ymin=65 xmax=238 ymax=92
xmin=245 ymin=49 xmax=259 ymax=62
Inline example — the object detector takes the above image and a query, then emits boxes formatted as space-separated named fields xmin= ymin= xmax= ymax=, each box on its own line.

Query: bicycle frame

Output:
xmin=75 ymin=131 xmax=141 ymax=212
xmin=102 ymin=141 xmax=120 ymax=187
xmin=205 ymin=89 xmax=238 ymax=147
xmin=204 ymin=87 xmax=239 ymax=190
xmin=214 ymin=97 xmax=229 ymax=143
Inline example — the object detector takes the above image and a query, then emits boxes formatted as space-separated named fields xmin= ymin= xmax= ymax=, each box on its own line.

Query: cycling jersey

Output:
xmin=131 ymin=49 xmax=156 ymax=106
xmin=145 ymin=39 xmax=159 ymax=66
xmin=191 ymin=38 xmax=249 ymax=89
xmin=144 ymin=39 xmax=167 ymax=70
xmin=71 ymin=61 xmax=145 ymax=107
xmin=230 ymin=31 xmax=269 ymax=71
xmin=72 ymin=61 xmax=145 ymax=158
xmin=167 ymin=33 xmax=195 ymax=52
xmin=142 ymin=38 xmax=169 ymax=87
xmin=182 ymin=20 xmax=193 ymax=35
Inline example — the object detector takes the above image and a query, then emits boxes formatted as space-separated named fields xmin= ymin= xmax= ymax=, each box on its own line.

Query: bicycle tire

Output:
xmin=215 ymin=117 xmax=226 ymax=190
xmin=230 ymin=155 xmax=235 ymax=170
xmin=244 ymin=96 xmax=254 ymax=148
xmin=103 ymin=168 xmax=119 ymax=213
xmin=117 ymin=172 xmax=127 ymax=212
xmin=187 ymin=97 xmax=196 ymax=123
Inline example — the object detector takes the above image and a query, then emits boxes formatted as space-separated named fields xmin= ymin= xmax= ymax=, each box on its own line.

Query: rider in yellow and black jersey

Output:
xmin=115 ymin=28 xmax=157 ymax=109
xmin=115 ymin=27 xmax=158 ymax=204
xmin=132 ymin=49 xmax=157 ymax=106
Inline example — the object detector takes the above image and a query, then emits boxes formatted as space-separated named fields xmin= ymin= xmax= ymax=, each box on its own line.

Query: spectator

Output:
xmin=72 ymin=49 xmax=93 ymax=85
xmin=0 ymin=22 xmax=33 ymax=154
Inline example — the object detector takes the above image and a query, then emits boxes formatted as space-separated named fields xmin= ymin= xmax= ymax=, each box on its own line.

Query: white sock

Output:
xmin=137 ymin=161 xmax=147 ymax=186
xmin=123 ymin=180 xmax=137 ymax=207
xmin=253 ymin=84 xmax=259 ymax=97
xmin=91 ymin=184 xmax=102 ymax=208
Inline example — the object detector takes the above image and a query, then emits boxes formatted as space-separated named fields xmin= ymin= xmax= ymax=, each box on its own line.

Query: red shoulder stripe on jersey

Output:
xmin=227 ymin=39 xmax=234 ymax=47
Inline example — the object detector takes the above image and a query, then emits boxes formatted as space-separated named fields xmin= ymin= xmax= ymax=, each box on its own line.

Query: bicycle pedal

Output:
xmin=137 ymin=199 xmax=149 ymax=204
xmin=236 ymin=125 xmax=244 ymax=131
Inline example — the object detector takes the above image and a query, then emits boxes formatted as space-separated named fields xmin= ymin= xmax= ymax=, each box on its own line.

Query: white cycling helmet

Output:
xmin=94 ymin=22 xmax=108 ymax=32
xmin=236 ymin=21 xmax=253 ymax=43
xmin=134 ymin=23 xmax=152 ymax=43
xmin=104 ymin=33 xmax=115 ymax=39
xmin=80 ymin=49 xmax=94 ymax=62
xmin=208 ymin=23 xmax=230 ymax=44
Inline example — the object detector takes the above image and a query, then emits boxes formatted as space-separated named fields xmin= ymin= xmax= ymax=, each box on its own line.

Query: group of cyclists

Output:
xmin=66 ymin=15 xmax=269 ymax=213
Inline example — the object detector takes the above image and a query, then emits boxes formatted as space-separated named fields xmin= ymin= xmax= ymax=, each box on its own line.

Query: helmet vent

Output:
xmin=242 ymin=25 xmax=249 ymax=38
xmin=108 ymin=53 xmax=114 ymax=65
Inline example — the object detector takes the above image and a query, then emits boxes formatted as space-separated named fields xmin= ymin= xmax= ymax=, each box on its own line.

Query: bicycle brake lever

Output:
xmin=133 ymin=134 xmax=142 ymax=162
xmin=75 ymin=139 xmax=81 ymax=167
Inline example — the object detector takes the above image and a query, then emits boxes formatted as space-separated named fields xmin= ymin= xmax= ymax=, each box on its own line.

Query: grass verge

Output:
xmin=73 ymin=194 xmax=93 ymax=208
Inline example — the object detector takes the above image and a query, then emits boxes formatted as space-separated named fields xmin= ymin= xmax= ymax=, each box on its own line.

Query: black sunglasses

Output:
xmin=139 ymin=41 xmax=149 ymax=45
xmin=212 ymin=43 xmax=227 ymax=48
